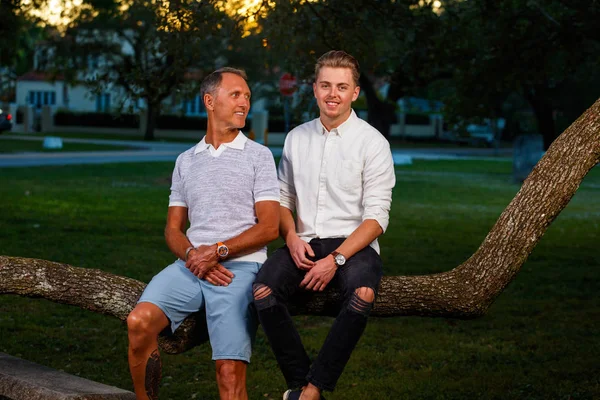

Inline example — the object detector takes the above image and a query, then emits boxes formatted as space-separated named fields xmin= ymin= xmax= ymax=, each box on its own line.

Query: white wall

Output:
xmin=66 ymin=85 xmax=97 ymax=111
xmin=15 ymin=80 xmax=138 ymax=113
xmin=16 ymin=81 xmax=66 ymax=107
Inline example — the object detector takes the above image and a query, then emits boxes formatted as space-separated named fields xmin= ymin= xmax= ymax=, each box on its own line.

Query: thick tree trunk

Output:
xmin=144 ymin=101 xmax=158 ymax=141
xmin=360 ymin=74 xmax=396 ymax=138
xmin=1 ymin=98 xmax=599 ymax=354
xmin=525 ymin=88 xmax=557 ymax=150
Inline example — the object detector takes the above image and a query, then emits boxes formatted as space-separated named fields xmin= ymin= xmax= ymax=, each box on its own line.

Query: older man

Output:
xmin=127 ymin=67 xmax=280 ymax=400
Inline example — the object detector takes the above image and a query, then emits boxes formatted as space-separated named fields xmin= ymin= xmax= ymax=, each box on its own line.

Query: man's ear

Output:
xmin=204 ymin=93 xmax=214 ymax=111
xmin=352 ymin=86 xmax=360 ymax=102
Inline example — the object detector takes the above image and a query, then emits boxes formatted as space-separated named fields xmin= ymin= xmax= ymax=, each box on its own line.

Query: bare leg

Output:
xmin=215 ymin=359 xmax=248 ymax=400
xmin=127 ymin=302 xmax=169 ymax=400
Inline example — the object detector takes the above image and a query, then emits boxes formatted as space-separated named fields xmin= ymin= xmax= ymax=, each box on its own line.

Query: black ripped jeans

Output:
xmin=253 ymin=238 xmax=383 ymax=392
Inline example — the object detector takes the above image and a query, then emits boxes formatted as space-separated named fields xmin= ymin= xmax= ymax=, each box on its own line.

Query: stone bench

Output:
xmin=0 ymin=353 xmax=135 ymax=400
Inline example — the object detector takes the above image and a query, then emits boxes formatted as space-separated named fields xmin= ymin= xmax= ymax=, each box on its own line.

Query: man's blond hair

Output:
xmin=314 ymin=50 xmax=360 ymax=86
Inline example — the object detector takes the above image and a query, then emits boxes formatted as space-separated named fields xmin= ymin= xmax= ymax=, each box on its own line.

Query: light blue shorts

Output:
xmin=138 ymin=259 xmax=262 ymax=363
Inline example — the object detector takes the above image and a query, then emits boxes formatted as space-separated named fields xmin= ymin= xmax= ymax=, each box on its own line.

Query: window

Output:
xmin=96 ymin=93 xmax=111 ymax=112
xmin=183 ymin=95 xmax=206 ymax=116
xmin=28 ymin=91 xmax=56 ymax=109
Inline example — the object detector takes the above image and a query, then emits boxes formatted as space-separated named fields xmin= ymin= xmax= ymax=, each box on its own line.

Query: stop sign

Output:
xmin=279 ymin=73 xmax=297 ymax=96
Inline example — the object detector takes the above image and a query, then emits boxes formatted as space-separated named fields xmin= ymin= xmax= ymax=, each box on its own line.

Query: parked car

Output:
xmin=442 ymin=118 xmax=506 ymax=147
xmin=0 ymin=108 xmax=12 ymax=133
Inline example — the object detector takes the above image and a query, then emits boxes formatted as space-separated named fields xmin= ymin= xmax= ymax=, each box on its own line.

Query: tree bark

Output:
xmin=1 ymin=98 xmax=599 ymax=354
xmin=360 ymin=74 xmax=396 ymax=138
xmin=525 ymin=87 xmax=558 ymax=150
xmin=144 ymin=100 xmax=158 ymax=141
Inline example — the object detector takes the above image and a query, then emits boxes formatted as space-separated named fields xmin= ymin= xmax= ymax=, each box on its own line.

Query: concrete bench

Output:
xmin=0 ymin=353 xmax=135 ymax=400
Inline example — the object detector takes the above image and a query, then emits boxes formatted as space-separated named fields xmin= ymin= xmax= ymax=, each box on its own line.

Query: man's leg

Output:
xmin=127 ymin=302 xmax=169 ymax=400
xmin=204 ymin=261 xmax=263 ymax=400
xmin=215 ymin=360 xmax=248 ymax=400
xmin=253 ymin=246 xmax=312 ymax=390
xmin=305 ymin=245 xmax=383 ymax=396
xmin=128 ymin=260 xmax=205 ymax=400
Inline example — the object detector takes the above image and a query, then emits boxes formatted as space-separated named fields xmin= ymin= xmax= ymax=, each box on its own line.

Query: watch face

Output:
xmin=335 ymin=254 xmax=346 ymax=266
xmin=217 ymin=245 xmax=229 ymax=258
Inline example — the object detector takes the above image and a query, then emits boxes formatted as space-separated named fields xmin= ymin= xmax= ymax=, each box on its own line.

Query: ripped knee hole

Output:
xmin=253 ymin=283 xmax=272 ymax=300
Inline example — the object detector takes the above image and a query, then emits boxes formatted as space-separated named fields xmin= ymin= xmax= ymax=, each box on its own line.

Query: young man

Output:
xmin=253 ymin=51 xmax=396 ymax=400
xmin=127 ymin=67 xmax=280 ymax=400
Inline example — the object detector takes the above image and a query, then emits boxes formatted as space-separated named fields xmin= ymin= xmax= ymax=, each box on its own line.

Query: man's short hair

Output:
xmin=200 ymin=67 xmax=248 ymax=99
xmin=315 ymin=50 xmax=360 ymax=87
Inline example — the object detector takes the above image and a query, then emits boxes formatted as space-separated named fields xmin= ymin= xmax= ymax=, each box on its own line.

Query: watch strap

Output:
xmin=185 ymin=246 xmax=195 ymax=261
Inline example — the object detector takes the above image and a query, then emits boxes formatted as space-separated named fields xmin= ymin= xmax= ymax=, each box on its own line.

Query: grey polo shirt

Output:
xmin=169 ymin=132 xmax=280 ymax=263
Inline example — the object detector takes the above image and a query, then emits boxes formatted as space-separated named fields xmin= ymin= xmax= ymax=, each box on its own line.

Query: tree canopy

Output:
xmin=48 ymin=0 xmax=242 ymax=140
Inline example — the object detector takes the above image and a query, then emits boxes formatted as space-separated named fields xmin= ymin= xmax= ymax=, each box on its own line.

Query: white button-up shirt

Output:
xmin=279 ymin=110 xmax=395 ymax=253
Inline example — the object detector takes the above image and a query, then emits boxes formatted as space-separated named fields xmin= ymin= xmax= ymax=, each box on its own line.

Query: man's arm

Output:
xmin=300 ymin=219 xmax=382 ymax=291
xmin=280 ymin=206 xmax=315 ymax=270
xmin=186 ymin=200 xmax=280 ymax=279
xmin=301 ymin=137 xmax=395 ymax=291
xmin=164 ymin=206 xmax=194 ymax=261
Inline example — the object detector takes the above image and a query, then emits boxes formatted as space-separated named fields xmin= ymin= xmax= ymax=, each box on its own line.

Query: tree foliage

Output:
xmin=255 ymin=0 xmax=600 ymax=147
xmin=53 ymin=0 xmax=239 ymax=140
xmin=435 ymin=0 xmax=600 ymax=148
xmin=256 ymin=0 xmax=443 ymax=136
xmin=0 ymin=0 xmax=45 ymax=101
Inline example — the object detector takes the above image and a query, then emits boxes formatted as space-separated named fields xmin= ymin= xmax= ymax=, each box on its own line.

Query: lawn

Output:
xmin=0 ymin=159 xmax=599 ymax=400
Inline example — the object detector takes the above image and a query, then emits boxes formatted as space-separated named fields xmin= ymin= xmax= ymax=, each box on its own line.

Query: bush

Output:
xmin=405 ymin=113 xmax=431 ymax=125
xmin=156 ymin=114 xmax=207 ymax=130
xmin=54 ymin=111 xmax=139 ymax=128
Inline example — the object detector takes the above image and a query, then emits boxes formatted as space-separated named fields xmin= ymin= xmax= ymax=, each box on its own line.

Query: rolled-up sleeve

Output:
xmin=278 ymin=141 xmax=296 ymax=211
xmin=168 ymin=155 xmax=187 ymax=208
xmin=362 ymin=138 xmax=395 ymax=232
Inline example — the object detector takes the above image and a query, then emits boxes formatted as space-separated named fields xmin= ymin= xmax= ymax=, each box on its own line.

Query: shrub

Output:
xmin=54 ymin=111 xmax=139 ymax=128
xmin=156 ymin=114 xmax=207 ymax=130
xmin=405 ymin=113 xmax=431 ymax=125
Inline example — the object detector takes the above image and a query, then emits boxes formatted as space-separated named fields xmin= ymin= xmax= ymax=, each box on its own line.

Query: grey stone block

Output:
xmin=0 ymin=353 xmax=135 ymax=400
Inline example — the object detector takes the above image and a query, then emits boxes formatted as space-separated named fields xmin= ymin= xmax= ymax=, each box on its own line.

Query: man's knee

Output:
xmin=253 ymin=283 xmax=272 ymax=300
xmin=216 ymin=360 xmax=246 ymax=389
xmin=253 ymin=283 xmax=276 ymax=310
xmin=348 ymin=287 xmax=375 ymax=316
xmin=127 ymin=303 xmax=167 ymax=337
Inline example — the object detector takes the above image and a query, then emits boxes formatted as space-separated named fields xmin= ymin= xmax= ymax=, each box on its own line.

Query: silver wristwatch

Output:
xmin=331 ymin=251 xmax=346 ymax=267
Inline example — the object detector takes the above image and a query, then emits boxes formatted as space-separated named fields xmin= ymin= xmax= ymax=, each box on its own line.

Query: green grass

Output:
xmin=1 ymin=160 xmax=599 ymax=399
xmin=0 ymin=138 xmax=139 ymax=153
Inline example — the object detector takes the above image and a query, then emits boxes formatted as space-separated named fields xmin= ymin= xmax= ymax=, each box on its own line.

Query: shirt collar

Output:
xmin=318 ymin=109 xmax=358 ymax=137
xmin=194 ymin=131 xmax=248 ymax=154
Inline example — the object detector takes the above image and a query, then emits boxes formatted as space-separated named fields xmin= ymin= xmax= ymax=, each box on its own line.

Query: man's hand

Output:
xmin=286 ymin=235 xmax=315 ymax=270
xmin=185 ymin=244 xmax=218 ymax=278
xmin=300 ymin=255 xmax=337 ymax=292
xmin=203 ymin=264 xmax=234 ymax=286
